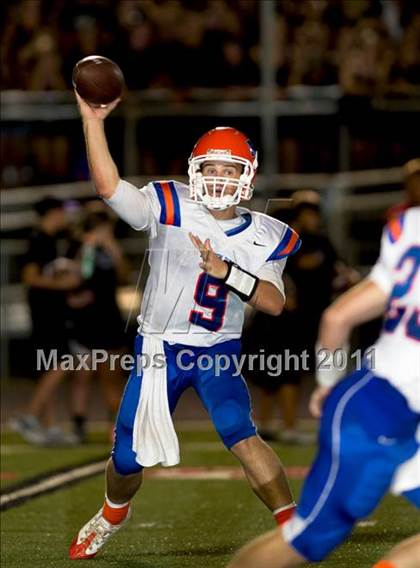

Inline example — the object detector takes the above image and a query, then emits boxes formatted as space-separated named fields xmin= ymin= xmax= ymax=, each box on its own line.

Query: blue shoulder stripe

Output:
xmin=153 ymin=181 xmax=181 ymax=227
xmin=169 ymin=181 xmax=181 ymax=227
xmin=153 ymin=182 xmax=166 ymax=224
xmin=266 ymin=226 xmax=301 ymax=261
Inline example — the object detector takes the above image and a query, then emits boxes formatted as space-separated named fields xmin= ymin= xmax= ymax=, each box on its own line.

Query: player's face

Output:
xmin=201 ymin=161 xmax=242 ymax=196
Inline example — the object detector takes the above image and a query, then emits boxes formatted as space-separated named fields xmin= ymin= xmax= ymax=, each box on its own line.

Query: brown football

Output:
xmin=72 ymin=55 xmax=125 ymax=106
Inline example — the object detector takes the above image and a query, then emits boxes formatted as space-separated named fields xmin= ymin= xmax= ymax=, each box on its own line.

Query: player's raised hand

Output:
xmin=309 ymin=385 xmax=331 ymax=418
xmin=189 ymin=233 xmax=228 ymax=280
xmin=74 ymin=91 xmax=121 ymax=121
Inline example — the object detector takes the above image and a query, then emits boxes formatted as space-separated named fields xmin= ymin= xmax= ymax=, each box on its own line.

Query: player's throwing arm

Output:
xmin=73 ymin=57 xmax=126 ymax=199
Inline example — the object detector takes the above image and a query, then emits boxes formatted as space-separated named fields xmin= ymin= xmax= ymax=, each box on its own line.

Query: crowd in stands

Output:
xmin=1 ymin=0 xmax=419 ymax=187
xmin=2 ymin=0 xmax=420 ymax=94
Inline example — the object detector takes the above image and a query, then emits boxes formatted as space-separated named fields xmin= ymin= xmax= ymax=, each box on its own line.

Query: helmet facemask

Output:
xmin=188 ymin=154 xmax=256 ymax=210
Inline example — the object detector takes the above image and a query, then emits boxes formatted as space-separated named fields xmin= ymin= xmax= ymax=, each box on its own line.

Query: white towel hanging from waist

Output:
xmin=132 ymin=334 xmax=180 ymax=467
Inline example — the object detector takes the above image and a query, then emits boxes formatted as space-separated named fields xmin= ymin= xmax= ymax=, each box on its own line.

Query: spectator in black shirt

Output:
xmin=66 ymin=209 xmax=128 ymax=439
xmin=11 ymin=197 xmax=81 ymax=445
xmin=243 ymin=194 xmax=330 ymax=445
xmin=67 ymin=210 xmax=127 ymax=353
xmin=245 ymin=192 xmax=358 ymax=444
xmin=287 ymin=191 xmax=359 ymax=359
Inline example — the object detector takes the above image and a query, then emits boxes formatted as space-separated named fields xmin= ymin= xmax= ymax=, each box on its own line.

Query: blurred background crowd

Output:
xmin=2 ymin=0 xmax=420 ymax=93
xmin=2 ymin=0 xmax=420 ymax=188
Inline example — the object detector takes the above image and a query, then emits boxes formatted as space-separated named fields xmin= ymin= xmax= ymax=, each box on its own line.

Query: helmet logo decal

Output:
xmin=246 ymin=139 xmax=256 ymax=157
xmin=207 ymin=149 xmax=232 ymax=155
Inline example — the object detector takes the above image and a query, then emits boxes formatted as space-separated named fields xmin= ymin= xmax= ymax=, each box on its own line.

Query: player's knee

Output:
xmin=212 ymin=399 xmax=255 ymax=447
xmin=342 ymin=463 xmax=393 ymax=519
xmin=341 ymin=491 xmax=378 ymax=521
xmin=112 ymin=446 xmax=143 ymax=476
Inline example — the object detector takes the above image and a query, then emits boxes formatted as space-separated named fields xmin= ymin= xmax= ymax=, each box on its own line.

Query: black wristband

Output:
xmin=222 ymin=261 xmax=259 ymax=302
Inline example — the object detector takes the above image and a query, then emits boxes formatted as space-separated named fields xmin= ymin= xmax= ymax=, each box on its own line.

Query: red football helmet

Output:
xmin=188 ymin=127 xmax=258 ymax=210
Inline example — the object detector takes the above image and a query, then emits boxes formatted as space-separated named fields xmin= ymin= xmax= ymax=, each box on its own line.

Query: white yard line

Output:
xmin=1 ymin=460 xmax=107 ymax=509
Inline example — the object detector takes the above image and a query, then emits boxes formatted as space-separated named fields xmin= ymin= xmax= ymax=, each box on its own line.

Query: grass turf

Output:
xmin=1 ymin=428 xmax=417 ymax=567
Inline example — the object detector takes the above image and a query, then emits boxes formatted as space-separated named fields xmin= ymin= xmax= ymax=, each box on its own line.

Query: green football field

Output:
xmin=1 ymin=427 xmax=417 ymax=568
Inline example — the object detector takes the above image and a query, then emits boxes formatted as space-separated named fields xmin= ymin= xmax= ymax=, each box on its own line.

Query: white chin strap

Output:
xmin=201 ymin=191 xmax=236 ymax=211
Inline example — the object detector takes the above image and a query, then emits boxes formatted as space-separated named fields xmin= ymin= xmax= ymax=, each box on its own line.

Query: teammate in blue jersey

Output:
xmin=228 ymin=207 xmax=420 ymax=568
xmin=70 ymin=93 xmax=302 ymax=559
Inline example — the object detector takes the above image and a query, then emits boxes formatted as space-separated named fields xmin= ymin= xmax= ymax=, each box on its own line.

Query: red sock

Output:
xmin=372 ymin=562 xmax=396 ymax=568
xmin=102 ymin=499 xmax=130 ymax=525
xmin=273 ymin=503 xmax=297 ymax=526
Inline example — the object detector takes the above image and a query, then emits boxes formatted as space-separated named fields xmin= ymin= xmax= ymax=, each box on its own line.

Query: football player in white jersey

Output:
xmin=228 ymin=207 xmax=420 ymax=568
xmin=69 ymin=94 xmax=302 ymax=559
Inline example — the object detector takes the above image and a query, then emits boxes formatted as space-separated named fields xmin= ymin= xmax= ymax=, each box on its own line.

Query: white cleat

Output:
xmin=69 ymin=507 xmax=131 ymax=559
